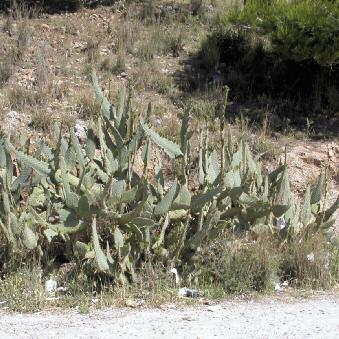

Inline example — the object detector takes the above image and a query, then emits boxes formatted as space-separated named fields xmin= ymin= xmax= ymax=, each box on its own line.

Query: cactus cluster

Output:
xmin=0 ymin=71 xmax=338 ymax=283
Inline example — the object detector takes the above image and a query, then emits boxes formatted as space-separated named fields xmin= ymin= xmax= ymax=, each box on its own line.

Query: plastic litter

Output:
xmin=56 ymin=286 xmax=68 ymax=293
xmin=178 ymin=287 xmax=200 ymax=298
xmin=306 ymin=252 xmax=315 ymax=263
xmin=45 ymin=278 xmax=57 ymax=297
xmin=276 ymin=217 xmax=286 ymax=230
xmin=274 ymin=283 xmax=283 ymax=292
xmin=171 ymin=267 xmax=180 ymax=285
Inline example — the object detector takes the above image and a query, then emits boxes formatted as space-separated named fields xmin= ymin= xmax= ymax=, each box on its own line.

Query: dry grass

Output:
xmin=192 ymin=231 xmax=339 ymax=293
xmin=0 ymin=60 xmax=13 ymax=86
xmin=0 ymin=1 xmax=197 ymax=133
xmin=1 ymin=232 xmax=337 ymax=313
xmin=0 ymin=262 xmax=181 ymax=313
xmin=0 ymin=266 xmax=46 ymax=313
xmin=130 ymin=61 xmax=175 ymax=96
xmin=115 ymin=20 xmax=141 ymax=55
xmin=75 ymin=89 xmax=102 ymax=120
xmin=29 ymin=108 xmax=56 ymax=132
xmin=7 ymin=86 xmax=41 ymax=110
xmin=112 ymin=47 xmax=126 ymax=75
xmin=280 ymin=235 xmax=339 ymax=289
xmin=85 ymin=36 xmax=100 ymax=63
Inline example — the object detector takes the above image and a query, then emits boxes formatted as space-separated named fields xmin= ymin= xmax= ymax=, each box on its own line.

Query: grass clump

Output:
xmin=193 ymin=234 xmax=278 ymax=294
xmin=85 ymin=36 xmax=100 ymax=63
xmin=112 ymin=48 xmax=127 ymax=75
xmin=0 ymin=60 xmax=13 ymax=87
xmin=0 ymin=266 xmax=46 ymax=313
xmin=192 ymin=232 xmax=339 ymax=295
xmin=280 ymin=235 xmax=339 ymax=289
xmin=131 ymin=61 xmax=175 ymax=96
xmin=29 ymin=109 xmax=56 ymax=132
xmin=75 ymin=89 xmax=102 ymax=120
xmin=165 ymin=24 xmax=185 ymax=57
xmin=135 ymin=23 xmax=186 ymax=61
xmin=0 ymin=262 xmax=178 ymax=313
xmin=7 ymin=86 xmax=41 ymax=110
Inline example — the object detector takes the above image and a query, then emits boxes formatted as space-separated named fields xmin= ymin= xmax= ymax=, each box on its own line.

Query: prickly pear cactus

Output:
xmin=0 ymin=72 xmax=337 ymax=284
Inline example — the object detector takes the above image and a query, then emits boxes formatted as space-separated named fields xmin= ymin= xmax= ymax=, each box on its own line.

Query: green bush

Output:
xmin=201 ymin=0 xmax=339 ymax=119
xmin=227 ymin=0 xmax=339 ymax=65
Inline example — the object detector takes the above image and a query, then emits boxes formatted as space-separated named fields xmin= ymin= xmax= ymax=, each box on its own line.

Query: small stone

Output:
xmin=6 ymin=110 xmax=21 ymax=130
xmin=207 ymin=305 xmax=223 ymax=312
xmin=126 ymin=299 xmax=145 ymax=308
xmin=41 ymin=24 xmax=50 ymax=30
xmin=74 ymin=120 xmax=87 ymax=141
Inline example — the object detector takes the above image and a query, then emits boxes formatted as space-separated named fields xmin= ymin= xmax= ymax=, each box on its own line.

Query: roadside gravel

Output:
xmin=1 ymin=295 xmax=338 ymax=339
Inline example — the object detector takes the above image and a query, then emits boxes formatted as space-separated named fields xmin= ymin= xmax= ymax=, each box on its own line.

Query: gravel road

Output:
xmin=0 ymin=295 xmax=338 ymax=339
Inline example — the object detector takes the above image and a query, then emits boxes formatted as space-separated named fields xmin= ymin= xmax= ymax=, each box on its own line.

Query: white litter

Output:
xmin=6 ymin=111 xmax=20 ymax=131
xmin=171 ymin=267 xmax=180 ymax=285
xmin=276 ymin=217 xmax=286 ymax=230
xmin=178 ymin=287 xmax=200 ymax=298
xmin=56 ymin=286 xmax=68 ymax=293
xmin=274 ymin=283 xmax=283 ymax=292
xmin=306 ymin=252 xmax=315 ymax=263
xmin=45 ymin=278 xmax=57 ymax=297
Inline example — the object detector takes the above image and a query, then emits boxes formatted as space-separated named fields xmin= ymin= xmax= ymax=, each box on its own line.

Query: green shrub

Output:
xmin=201 ymin=0 xmax=339 ymax=119
xmin=227 ymin=0 xmax=339 ymax=65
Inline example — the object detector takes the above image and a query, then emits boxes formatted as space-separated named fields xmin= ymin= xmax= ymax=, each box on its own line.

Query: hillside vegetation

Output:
xmin=0 ymin=0 xmax=338 ymax=312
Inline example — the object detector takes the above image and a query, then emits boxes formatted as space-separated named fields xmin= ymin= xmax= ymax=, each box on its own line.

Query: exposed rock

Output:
xmin=6 ymin=111 xmax=21 ymax=131
xmin=74 ymin=119 xmax=87 ymax=141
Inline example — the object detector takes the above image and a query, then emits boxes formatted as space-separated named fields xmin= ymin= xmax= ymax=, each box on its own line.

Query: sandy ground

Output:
xmin=0 ymin=295 xmax=338 ymax=339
